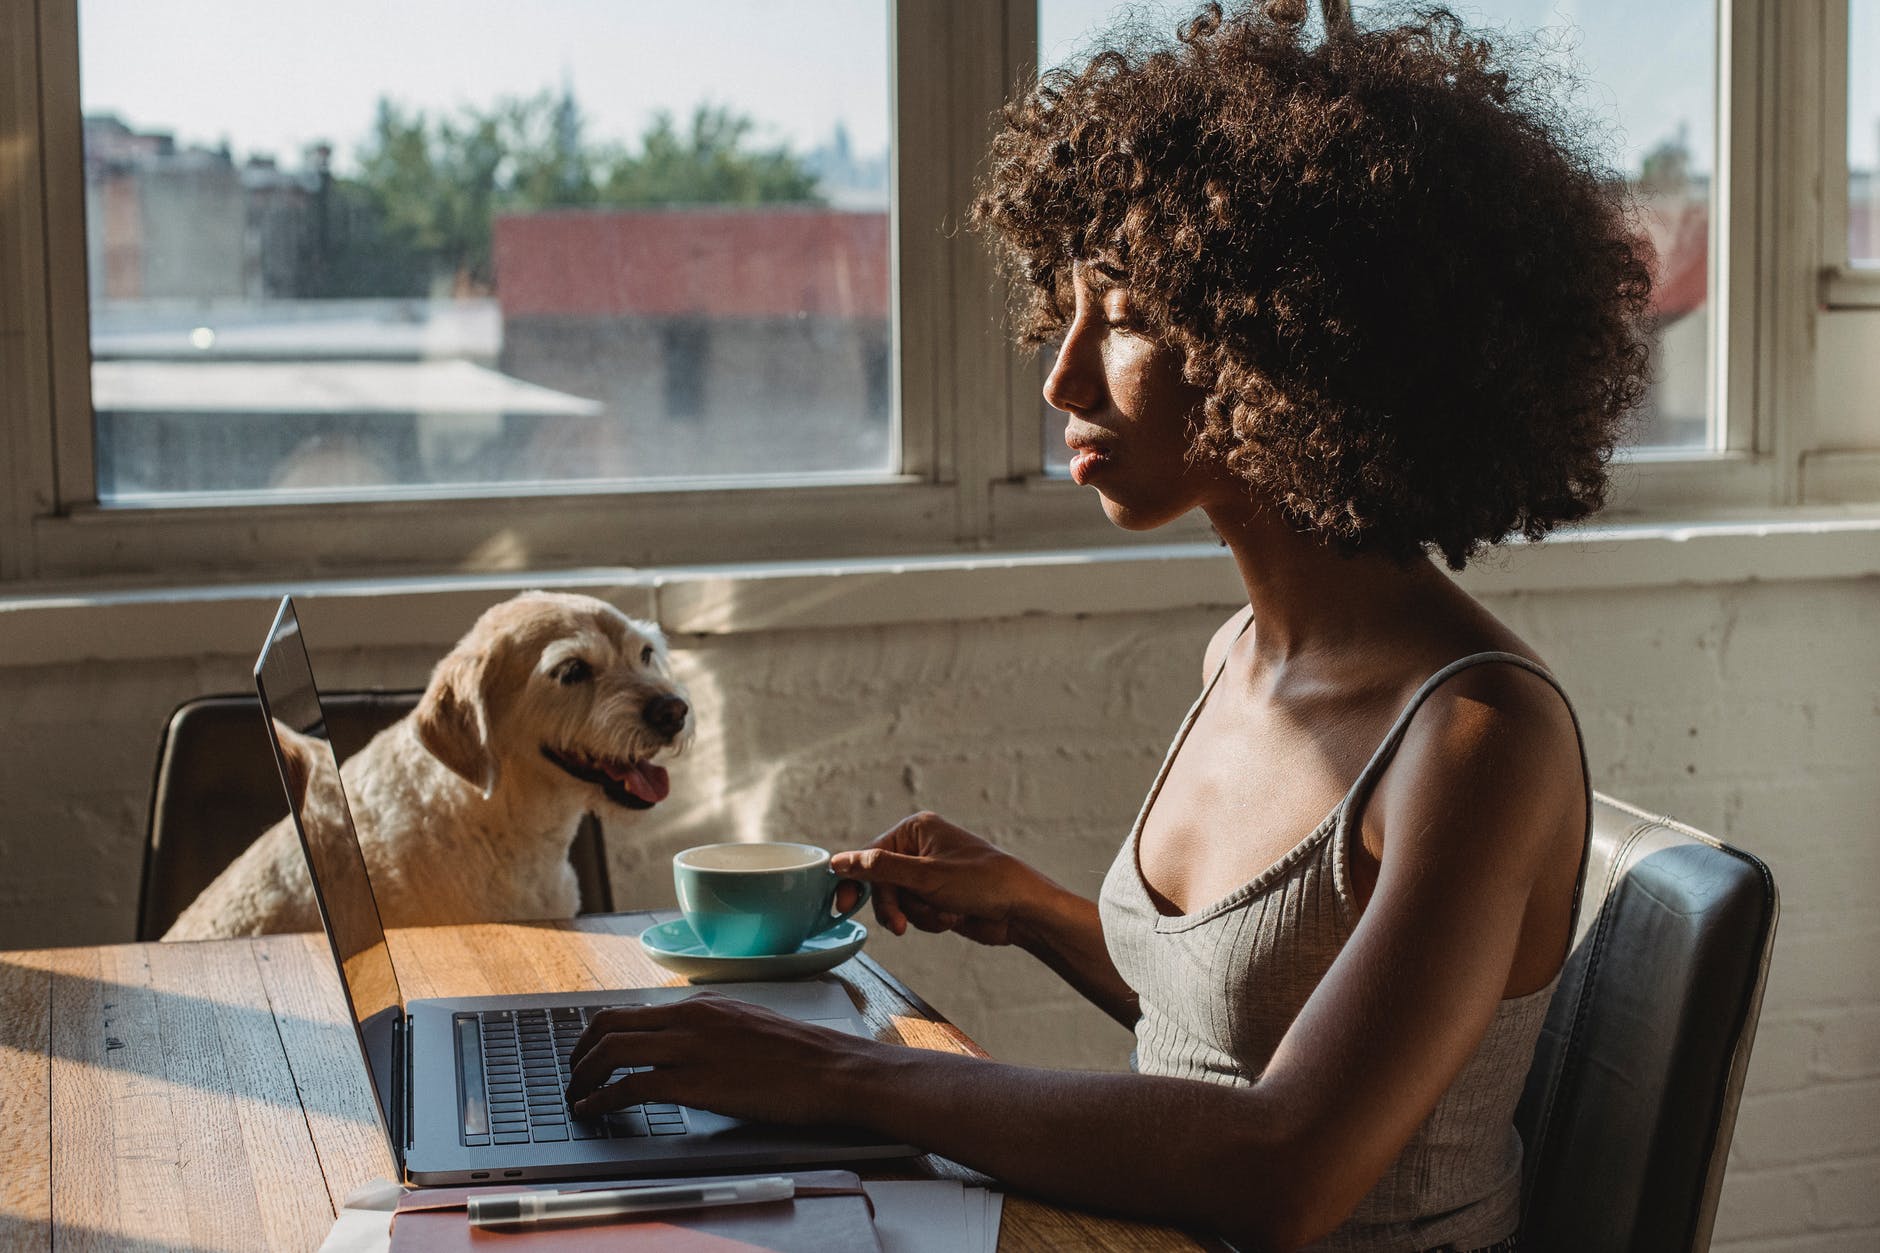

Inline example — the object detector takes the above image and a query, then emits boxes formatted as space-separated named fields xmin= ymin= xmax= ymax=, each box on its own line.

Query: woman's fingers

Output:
xmin=872 ymin=884 xmax=910 ymax=936
xmin=566 ymin=1038 xmax=645 ymax=1104
xmin=569 ymin=1003 xmax=668 ymax=1071
xmin=556 ymin=996 xmax=870 ymax=1129
xmin=830 ymin=847 xmax=939 ymax=894
xmin=565 ymin=1004 xmax=705 ymax=1101
xmin=568 ymin=1068 xmax=644 ymax=1116
xmin=900 ymin=897 xmax=961 ymax=933
xmin=564 ymin=999 xmax=748 ymax=1107
xmin=834 ymin=814 xmax=1021 ymax=943
xmin=836 ymin=847 xmax=969 ymax=932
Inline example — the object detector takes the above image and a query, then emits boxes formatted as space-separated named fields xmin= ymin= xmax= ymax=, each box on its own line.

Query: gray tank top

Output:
xmin=1098 ymin=628 xmax=1591 ymax=1252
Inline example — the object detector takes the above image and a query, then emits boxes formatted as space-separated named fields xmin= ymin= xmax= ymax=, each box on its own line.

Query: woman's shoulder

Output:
xmin=1411 ymin=654 xmax=1577 ymax=751
xmin=1372 ymin=651 xmax=1585 ymax=857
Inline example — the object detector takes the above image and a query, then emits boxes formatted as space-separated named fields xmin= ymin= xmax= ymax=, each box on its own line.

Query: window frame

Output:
xmin=0 ymin=0 xmax=1873 ymax=590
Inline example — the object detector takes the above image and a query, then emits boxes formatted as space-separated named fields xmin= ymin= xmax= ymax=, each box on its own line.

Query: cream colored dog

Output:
xmin=164 ymin=591 xmax=692 ymax=940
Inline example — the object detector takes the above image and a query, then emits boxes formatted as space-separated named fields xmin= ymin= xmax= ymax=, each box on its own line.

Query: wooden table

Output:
xmin=0 ymin=911 xmax=1207 ymax=1251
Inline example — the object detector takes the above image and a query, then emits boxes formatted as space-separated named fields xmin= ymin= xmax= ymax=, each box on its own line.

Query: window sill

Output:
xmin=1 ymin=507 xmax=1876 ymax=668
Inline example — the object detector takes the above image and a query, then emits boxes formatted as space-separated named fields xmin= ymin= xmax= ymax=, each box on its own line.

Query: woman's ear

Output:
xmin=415 ymin=646 xmax=501 ymax=798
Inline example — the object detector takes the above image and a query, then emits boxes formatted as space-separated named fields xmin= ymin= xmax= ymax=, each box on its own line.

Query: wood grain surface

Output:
xmin=0 ymin=914 xmax=1209 ymax=1251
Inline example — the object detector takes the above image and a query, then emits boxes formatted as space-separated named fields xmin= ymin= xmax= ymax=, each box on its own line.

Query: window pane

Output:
xmin=79 ymin=1 xmax=891 ymax=503
xmin=1035 ymin=0 xmax=1716 ymax=470
xmin=1854 ymin=0 xmax=1880 ymax=263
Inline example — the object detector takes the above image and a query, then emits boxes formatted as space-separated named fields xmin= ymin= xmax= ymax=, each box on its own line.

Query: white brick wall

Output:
xmin=0 ymin=575 xmax=1873 ymax=1245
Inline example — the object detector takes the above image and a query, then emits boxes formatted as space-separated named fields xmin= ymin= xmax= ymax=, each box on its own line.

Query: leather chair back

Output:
xmin=1516 ymin=793 xmax=1778 ymax=1251
xmin=138 ymin=692 xmax=613 ymax=940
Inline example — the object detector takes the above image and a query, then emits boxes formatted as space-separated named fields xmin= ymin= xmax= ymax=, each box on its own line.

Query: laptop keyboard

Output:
xmin=457 ymin=1005 xmax=688 ymax=1146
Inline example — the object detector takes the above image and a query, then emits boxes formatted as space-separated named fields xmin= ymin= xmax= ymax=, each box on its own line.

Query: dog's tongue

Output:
xmin=608 ymin=759 xmax=669 ymax=804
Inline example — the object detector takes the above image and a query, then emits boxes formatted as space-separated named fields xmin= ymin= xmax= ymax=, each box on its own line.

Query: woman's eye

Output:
xmin=552 ymin=658 xmax=593 ymax=685
xmin=1101 ymin=302 xmax=1141 ymax=334
xmin=640 ymin=645 xmax=655 ymax=665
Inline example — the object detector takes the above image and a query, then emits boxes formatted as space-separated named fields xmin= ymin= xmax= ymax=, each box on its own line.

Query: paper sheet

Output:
xmin=861 ymin=1180 xmax=1002 ymax=1253
xmin=317 ymin=1177 xmax=399 ymax=1253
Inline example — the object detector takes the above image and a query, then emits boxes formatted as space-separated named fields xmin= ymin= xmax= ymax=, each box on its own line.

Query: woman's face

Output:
xmin=1043 ymin=265 xmax=1228 ymax=530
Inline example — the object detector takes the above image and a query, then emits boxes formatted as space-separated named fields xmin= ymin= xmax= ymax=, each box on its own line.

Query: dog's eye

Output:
xmin=640 ymin=645 xmax=655 ymax=665
xmin=550 ymin=657 xmax=593 ymax=685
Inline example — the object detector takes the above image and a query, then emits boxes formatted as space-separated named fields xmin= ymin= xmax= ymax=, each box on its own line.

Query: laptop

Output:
xmin=253 ymin=594 xmax=919 ymax=1185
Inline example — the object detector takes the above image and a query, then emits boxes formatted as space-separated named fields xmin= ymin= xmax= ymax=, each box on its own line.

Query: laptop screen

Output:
xmin=255 ymin=596 xmax=403 ymax=1144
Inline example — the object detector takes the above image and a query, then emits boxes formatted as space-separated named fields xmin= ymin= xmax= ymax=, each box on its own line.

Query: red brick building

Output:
xmin=491 ymin=208 xmax=892 ymax=479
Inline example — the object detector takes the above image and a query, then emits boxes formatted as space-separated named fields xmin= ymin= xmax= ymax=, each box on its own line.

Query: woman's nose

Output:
xmin=1042 ymin=329 xmax=1102 ymax=416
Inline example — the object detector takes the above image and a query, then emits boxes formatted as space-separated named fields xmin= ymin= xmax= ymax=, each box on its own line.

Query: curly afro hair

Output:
xmin=971 ymin=1 xmax=1655 ymax=569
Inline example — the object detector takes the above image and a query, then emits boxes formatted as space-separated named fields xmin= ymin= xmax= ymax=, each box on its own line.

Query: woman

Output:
xmin=566 ymin=3 xmax=1651 ymax=1248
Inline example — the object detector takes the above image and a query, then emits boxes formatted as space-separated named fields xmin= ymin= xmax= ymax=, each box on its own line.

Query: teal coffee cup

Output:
xmin=672 ymin=842 xmax=871 ymax=957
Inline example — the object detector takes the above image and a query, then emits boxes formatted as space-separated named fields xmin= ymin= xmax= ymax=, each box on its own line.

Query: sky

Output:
xmin=78 ymin=0 xmax=892 ymax=171
xmin=1043 ymin=0 xmax=1718 ymax=173
xmin=79 ymin=1 xmax=1875 ymax=178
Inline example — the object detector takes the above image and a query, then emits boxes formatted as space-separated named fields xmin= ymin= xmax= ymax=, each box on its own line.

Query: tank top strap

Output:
xmin=1335 ymin=650 xmax=1595 ymax=928
xmin=1339 ymin=651 xmax=1567 ymax=813
xmin=1120 ymin=607 xmax=1256 ymax=856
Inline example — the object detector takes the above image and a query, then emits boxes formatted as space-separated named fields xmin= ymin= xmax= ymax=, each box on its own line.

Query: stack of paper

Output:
xmin=861 ymin=1180 xmax=1003 ymax=1253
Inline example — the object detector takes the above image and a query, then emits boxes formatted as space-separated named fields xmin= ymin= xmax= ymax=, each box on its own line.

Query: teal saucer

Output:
xmin=639 ymin=917 xmax=868 ymax=983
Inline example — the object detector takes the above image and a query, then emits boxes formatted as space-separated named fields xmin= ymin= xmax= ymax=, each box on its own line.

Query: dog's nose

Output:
xmin=643 ymin=695 xmax=689 ymax=740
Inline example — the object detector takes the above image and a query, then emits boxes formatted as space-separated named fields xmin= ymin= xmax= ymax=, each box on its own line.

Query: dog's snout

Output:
xmin=644 ymin=694 xmax=689 ymax=740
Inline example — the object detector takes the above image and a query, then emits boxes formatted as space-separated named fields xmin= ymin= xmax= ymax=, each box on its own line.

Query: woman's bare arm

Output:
xmin=1008 ymin=878 xmax=1140 ymax=1028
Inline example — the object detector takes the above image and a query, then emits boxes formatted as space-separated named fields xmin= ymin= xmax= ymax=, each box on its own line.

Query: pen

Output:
xmin=467 ymin=1175 xmax=796 ymax=1228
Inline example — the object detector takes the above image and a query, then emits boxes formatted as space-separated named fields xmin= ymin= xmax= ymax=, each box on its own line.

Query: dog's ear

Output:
xmin=415 ymin=646 xmax=501 ymax=799
xmin=270 ymin=718 xmax=316 ymax=811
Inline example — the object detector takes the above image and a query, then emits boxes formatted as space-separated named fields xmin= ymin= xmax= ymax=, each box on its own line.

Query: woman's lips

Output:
xmin=1064 ymin=426 xmax=1113 ymax=486
xmin=1069 ymin=448 xmax=1111 ymax=485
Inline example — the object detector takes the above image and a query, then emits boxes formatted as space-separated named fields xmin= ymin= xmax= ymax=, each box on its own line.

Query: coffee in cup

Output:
xmin=672 ymin=842 xmax=870 ymax=957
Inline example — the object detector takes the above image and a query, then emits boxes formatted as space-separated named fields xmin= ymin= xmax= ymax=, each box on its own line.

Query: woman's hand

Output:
xmin=831 ymin=811 xmax=1051 ymax=946
xmin=563 ymin=992 xmax=881 ymax=1126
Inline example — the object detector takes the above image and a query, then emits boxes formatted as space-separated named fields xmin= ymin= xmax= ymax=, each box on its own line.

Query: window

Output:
xmin=1 ymin=1 xmax=1873 ymax=588
xmin=1033 ymin=0 xmax=1718 ymax=468
xmin=77 ymin=1 xmax=893 ymax=501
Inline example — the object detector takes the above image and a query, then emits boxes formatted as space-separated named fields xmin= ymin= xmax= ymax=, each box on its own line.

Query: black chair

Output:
xmin=137 ymin=691 xmax=613 ymax=941
xmin=1516 ymin=792 xmax=1779 ymax=1251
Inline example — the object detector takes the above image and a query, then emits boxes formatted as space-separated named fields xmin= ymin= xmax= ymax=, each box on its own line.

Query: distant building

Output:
xmin=84 ymin=114 xmax=246 ymax=302
xmin=1635 ymin=185 xmax=1711 ymax=448
xmin=239 ymin=147 xmax=328 ymax=302
xmin=83 ymin=114 xmax=336 ymax=305
xmin=1852 ymin=169 xmax=1877 ymax=262
xmin=491 ymin=207 xmax=892 ymax=477
xmin=803 ymin=124 xmax=890 ymax=210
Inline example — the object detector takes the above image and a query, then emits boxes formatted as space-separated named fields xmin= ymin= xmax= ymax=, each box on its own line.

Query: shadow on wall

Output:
xmin=594 ymin=620 xmax=1176 ymax=1073
xmin=602 ymin=646 xmax=791 ymax=906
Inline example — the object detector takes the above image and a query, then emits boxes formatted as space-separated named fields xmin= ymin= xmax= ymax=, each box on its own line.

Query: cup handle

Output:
xmin=817 ymin=878 xmax=871 ymax=934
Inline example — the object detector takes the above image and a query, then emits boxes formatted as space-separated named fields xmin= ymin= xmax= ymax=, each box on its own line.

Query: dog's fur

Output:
xmin=164 ymin=591 xmax=692 ymax=940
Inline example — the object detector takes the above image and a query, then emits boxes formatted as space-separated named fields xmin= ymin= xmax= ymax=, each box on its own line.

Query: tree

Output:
xmin=597 ymin=104 xmax=824 ymax=206
xmin=332 ymin=91 xmax=823 ymax=293
xmin=1636 ymin=123 xmax=1693 ymax=198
